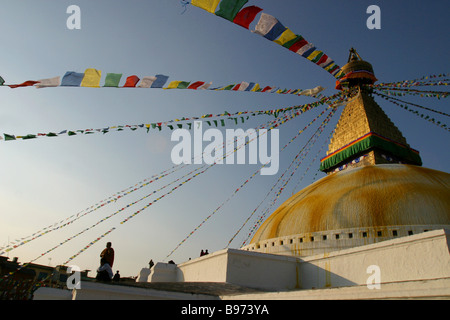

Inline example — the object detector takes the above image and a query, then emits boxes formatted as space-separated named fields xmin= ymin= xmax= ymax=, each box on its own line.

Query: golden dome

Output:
xmin=250 ymin=164 xmax=450 ymax=244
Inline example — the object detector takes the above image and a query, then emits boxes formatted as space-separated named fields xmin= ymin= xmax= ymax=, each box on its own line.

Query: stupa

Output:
xmin=242 ymin=48 xmax=450 ymax=257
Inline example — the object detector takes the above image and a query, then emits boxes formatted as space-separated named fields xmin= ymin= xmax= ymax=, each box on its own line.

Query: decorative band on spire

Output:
xmin=320 ymin=132 xmax=422 ymax=172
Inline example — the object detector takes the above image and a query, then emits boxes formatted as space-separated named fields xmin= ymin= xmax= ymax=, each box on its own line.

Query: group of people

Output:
xmin=96 ymin=242 xmax=120 ymax=282
xmin=200 ymin=249 xmax=209 ymax=257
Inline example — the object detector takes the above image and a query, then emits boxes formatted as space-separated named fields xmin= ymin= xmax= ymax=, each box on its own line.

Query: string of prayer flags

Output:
xmin=0 ymin=68 xmax=333 ymax=101
xmin=374 ymin=92 xmax=449 ymax=131
xmin=164 ymin=102 xmax=340 ymax=259
xmin=2 ymin=90 xmax=346 ymax=142
xmin=62 ymin=114 xmax=290 ymax=265
xmin=0 ymin=163 xmax=189 ymax=255
xmin=236 ymin=108 xmax=337 ymax=247
xmin=190 ymin=0 xmax=345 ymax=79
xmin=374 ymin=91 xmax=449 ymax=117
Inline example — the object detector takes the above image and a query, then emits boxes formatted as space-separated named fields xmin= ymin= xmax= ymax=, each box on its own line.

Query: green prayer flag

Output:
xmin=223 ymin=84 xmax=234 ymax=90
xmin=215 ymin=0 xmax=248 ymax=21
xmin=22 ymin=134 xmax=36 ymax=140
xmin=104 ymin=73 xmax=122 ymax=87
xmin=68 ymin=131 xmax=77 ymax=136
xmin=0 ymin=76 xmax=5 ymax=86
xmin=4 ymin=134 xmax=16 ymax=141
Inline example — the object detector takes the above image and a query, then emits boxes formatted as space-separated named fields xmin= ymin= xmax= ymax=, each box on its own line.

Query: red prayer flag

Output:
xmin=288 ymin=39 xmax=308 ymax=52
xmin=123 ymin=75 xmax=140 ymax=87
xmin=316 ymin=54 xmax=329 ymax=66
xmin=233 ymin=5 xmax=262 ymax=29
xmin=187 ymin=81 xmax=205 ymax=89
xmin=8 ymin=80 xmax=40 ymax=88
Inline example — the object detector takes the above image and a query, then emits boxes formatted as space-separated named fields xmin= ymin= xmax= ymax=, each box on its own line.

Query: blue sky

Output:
xmin=0 ymin=0 xmax=448 ymax=277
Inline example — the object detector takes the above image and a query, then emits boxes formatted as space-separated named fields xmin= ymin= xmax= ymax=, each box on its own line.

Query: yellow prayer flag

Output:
xmin=166 ymin=81 xmax=182 ymax=89
xmin=306 ymin=50 xmax=322 ymax=61
xmin=273 ymin=28 xmax=297 ymax=46
xmin=191 ymin=0 xmax=221 ymax=13
xmin=81 ymin=68 xmax=102 ymax=87
xmin=251 ymin=83 xmax=261 ymax=92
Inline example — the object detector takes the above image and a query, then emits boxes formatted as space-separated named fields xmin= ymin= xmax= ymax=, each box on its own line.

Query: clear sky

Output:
xmin=0 ymin=0 xmax=448 ymax=278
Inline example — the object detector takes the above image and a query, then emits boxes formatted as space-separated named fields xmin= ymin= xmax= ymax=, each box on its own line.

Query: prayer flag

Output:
xmin=0 ymin=76 xmax=4 ymax=85
xmin=81 ymin=68 xmax=102 ymax=88
xmin=199 ymin=81 xmax=212 ymax=90
xmin=191 ymin=0 xmax=221 ymax=13
xmin=236 ymin=81 xmax=249 ymax=91
xmin=150 ymin=74 xmax=169 ymax=88
xmin=251 ymin=83 xmax=261 ymax=92
xmin=104 ymin=73 xmax=122 ymax=87
xmin=123 ymin=75 xmax=140 ymax=87
xmin=233 ymin=5 xmax=262 ymax=29
xmin=245 ymin=82 xmax=255 ymax=91
xmin=317 ymin=54 xmax=331 ymax=67
xmin=296 ymin=43 xmax=315 ymax=56
xmin=138 ymin=76 xmax=157 ymax=88
xmin=253 ymin=13 xmax=278 ymax=37
xmin=61 ymin=71 xmax=84 ymax=86
xmin=253 ymin=13 xmax=287 ymax=41
xmin=288 ymin=38 xmax=308 ymax=52
xmin=187 ymin=81 xmax=206 ymax=89
xmin=307 ymin=50 xmax=323 ymax=63
xmin=35 ymin=76 xmax=60 ymax=88
xmin=274 ymin=28 xmax=297 ymax=46
xmin=4 ymin=134 xmax=16 ymax=141
xmin=215 ymin=0 xmax=248 ymax=21
xmin=166 ymin=81 xmax=190 ymax=89
xmin=8 ymin=80 xmax=40 ymax=88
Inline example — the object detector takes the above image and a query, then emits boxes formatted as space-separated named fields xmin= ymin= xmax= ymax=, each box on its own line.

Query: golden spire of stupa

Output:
xmin=320 ymin=49 xmax=422 ymax=174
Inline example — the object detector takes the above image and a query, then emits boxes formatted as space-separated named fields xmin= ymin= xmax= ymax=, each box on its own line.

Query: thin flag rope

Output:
xmin=290 ymin=125 xmax=336 ymax=195
xmin=237 ymin=107 xmax=337 ymax=247
xmin=371 ymin=73 xmax=449 ymax=88
xmin=374 ymin=92 xmax=450 ymax=131
xmin=165 ymin=104 xmax=338 ymax=259
xmin=0 ymin=163 xmax=189 ymax=254
xmin=1 ymin=105 xmax=306 ymax=255
xmin=373 ymin=91 xmax=449 ymax=117
xmin=1 ymin=92 xmax=344 ymax=142
xmin=372 ymin=87 xmax=449 ymax=100
xmin=62 ymin=108 xmax=303 ymax=265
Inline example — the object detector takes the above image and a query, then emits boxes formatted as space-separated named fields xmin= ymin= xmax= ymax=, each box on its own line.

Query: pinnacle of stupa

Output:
xmin=320 ymin=49 xmax=422 ymax=174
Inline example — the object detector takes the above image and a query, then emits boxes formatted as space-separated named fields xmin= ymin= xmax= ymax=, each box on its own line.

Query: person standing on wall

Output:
xmin=100 ymin=242 xmax=115 ymax=268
